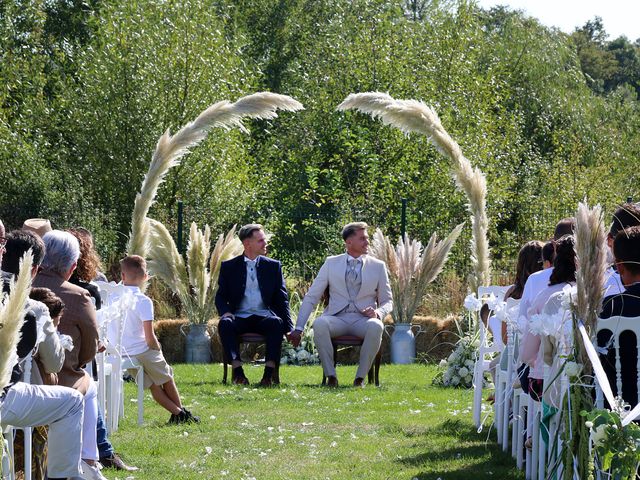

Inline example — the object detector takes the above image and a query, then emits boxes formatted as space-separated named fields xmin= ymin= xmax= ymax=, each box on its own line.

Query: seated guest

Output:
xmin=517 ymin=218 xmax=575 ymax=333
xmin=484 ymin=240 xmax=543 ymax=398
xmin=0 ymin=219 xmax=85 ymax=480
xmin=515 ymin=218 xmax=574 ymax=395
xmin=541 ymin=241 xmax=555 ymax=270
xmin=488 ymin=240 xmax=544 ymax=348
xmin=216 ymin=224 xmax=292 ymax=386
xmin=598 ymin=225 xmax=640 ymax=407
xmin=111 ymin=255 xmax=198 ymax=424
xmin=67 ymin=227 xmax=136 ymax=471
xmin=603 ymin=203 xmax=640 ymax=297
xmin=33 ymin=230 xmax=107 ymax=480
xmin=520 ymin=235 xmax=576 ymax=401
xmin=291 ymin=222 xmax=392 ymax=388
xmin=68 ymin=228 xmax=104 ymax=308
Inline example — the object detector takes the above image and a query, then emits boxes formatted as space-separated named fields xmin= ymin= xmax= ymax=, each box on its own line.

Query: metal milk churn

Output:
xmin=389 ymin=323 xmax=424 ymax=364
xmin=183 ymin=323 xmax=212 ymax=363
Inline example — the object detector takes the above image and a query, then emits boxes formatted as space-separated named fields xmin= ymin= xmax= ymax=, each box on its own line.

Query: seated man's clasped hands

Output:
xmin=290 ymin=222 xmax=393 ymax=388
xmin=215 ymin=224 xmax=293 ymax=386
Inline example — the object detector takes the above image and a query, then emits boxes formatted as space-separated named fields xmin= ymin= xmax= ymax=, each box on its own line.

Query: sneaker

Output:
xmin=80 ymin=460 xmax=108 ymax=480
xmin=168 ymin=408 xmax=200 ymax=425
xmin=182 ymin=408 xmax=200 ymax=423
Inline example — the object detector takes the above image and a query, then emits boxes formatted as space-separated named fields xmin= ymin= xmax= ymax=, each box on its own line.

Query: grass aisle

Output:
xmin=111 ymin=364 xmax=523 ymax=480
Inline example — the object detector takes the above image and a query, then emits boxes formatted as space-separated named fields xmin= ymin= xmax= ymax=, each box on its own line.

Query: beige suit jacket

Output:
xmin=33 ymin=270 xmax=99 ymax=394
xmin=295 ymin=253 xmax=393 ymax=330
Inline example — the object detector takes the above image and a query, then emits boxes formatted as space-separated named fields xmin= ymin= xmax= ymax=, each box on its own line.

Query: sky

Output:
xmin=476 ymin=0 xmax=640 ymax=41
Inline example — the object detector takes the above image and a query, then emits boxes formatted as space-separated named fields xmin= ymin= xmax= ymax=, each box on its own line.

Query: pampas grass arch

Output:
xmin=126 ymin=92 xmax=303 ymax=324
xmin=337 ymin=92 xmax=490 ymax=293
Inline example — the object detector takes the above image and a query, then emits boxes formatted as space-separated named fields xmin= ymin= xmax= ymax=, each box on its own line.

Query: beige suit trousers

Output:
xmin=313 ymin=312 xmax=383 ymax=379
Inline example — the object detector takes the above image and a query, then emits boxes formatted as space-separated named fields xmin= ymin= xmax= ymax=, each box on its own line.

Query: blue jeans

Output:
xmin=96 ymin=409 xmax=114 ymax=458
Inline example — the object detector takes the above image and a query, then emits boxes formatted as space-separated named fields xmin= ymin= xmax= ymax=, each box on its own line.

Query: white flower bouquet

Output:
xmin=435 ymin=330 xmax=479 ymax=388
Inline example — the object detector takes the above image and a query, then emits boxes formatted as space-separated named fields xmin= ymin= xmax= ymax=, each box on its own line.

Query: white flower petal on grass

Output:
xmin=330 ymin=441 xmax=338 ymax=448
xmin=209 ymin=415 xmax=216 ymax=420
xmin=205 ymin=446 xmax=213 ymax=455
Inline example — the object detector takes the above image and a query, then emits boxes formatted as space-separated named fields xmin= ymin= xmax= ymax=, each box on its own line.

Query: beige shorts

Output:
xmin=130 ymin=349 xmax=174 ymax=389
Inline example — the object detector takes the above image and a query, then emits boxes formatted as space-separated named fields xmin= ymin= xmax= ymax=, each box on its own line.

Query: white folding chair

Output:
xmin=595 ymin=315 xmax=640 ymax=409
xmin=96 ymin=285 xmax=144 ymax=433
xmin=493 ymin=298 xmax=521 ymax=449
xmin=473 ymin=286 xmax=510 ymax=428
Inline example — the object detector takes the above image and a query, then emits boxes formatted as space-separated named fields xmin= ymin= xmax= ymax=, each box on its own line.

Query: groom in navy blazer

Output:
xmin=216 ymin=224 xmax=292 ymax=386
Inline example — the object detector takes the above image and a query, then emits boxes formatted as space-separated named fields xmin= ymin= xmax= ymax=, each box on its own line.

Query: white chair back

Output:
xmin=472 ymin=285 xmax=510 ymax=429
xmin=95 ymin=285 xmax=145 ymax=432
xmin=595 ymin=315 xmax=640 ymax=407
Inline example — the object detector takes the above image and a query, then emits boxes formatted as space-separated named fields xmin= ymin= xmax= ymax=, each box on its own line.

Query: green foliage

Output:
xmin=1 ymin=0 xmax=639 ymax=282
xmin=582 ymin=408 xmax=640 ymax=479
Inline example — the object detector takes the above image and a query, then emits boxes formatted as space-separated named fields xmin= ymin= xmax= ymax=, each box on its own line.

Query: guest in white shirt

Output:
xmin=520 ymin=235 xmax=576 ymax=400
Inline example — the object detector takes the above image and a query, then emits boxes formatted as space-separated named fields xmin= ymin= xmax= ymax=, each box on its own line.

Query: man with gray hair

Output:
xmin=291 ymin=222 xmax=393 ymax=387
xmin=34 ymin=230 xmax=106 ymax=479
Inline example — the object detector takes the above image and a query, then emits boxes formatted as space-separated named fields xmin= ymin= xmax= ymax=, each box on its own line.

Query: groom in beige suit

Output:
xmin=289 ymin=222 xmax=392 ymax=387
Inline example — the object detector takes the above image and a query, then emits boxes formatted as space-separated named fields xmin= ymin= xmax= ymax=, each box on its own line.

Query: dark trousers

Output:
xmin=218 ymin=315 xmax=284 ymax=364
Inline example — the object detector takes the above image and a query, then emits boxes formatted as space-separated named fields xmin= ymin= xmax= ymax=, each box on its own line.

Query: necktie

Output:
xmin=247 ymin=260 xmax=257 ymax=282
xmin=347 ymin=258 xmax=359 ymax=283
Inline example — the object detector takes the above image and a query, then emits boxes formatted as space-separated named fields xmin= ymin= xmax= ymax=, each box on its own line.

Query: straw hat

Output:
xmin=22 ymin=218 xmax=52 ymax=238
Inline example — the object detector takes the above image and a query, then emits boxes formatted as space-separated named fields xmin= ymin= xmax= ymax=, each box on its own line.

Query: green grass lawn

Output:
xmin=110 ymin=364 xmax=523 ymax=480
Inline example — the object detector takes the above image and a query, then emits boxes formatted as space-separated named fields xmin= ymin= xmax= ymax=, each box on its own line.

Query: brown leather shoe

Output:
xmin=353 ymin=377 xmax=365 ymax=388
xmin=99 ymin=453 xmax=139 ymax=471
xmin=326 ymin=376 xmax=338 ymax=388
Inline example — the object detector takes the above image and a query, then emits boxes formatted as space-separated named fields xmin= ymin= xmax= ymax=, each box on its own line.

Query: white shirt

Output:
xmin=517 ymin=267 xmax=553 ymax=334
xmin=112 ymin=286 xmax=154 ymax=356
xmin=603 ymin=267 xmax=624 ymax=297
xmin=236 ymin=256 xmax=271 ymax=319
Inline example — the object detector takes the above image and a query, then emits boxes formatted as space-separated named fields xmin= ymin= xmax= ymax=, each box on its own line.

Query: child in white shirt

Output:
xmin=118 ymin=255 xmax=198 ymax=424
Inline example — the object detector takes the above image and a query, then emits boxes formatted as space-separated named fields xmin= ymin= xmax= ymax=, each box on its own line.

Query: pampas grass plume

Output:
xmin=370 ymin=224 xmax=463 ymax=324
xmin=338 ymin=92 xmax=490 ymax=291
xmin=574 ymin=201 xmax=608 ymax=335
xmin=0 ymin=250 xmax=34 ymax=389
xmin=127 ymin=92 xmax=304 ymax=256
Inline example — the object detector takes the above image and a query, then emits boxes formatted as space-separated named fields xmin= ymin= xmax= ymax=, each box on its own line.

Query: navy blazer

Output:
xmin=215 ymin=254 xmax=293 ymax=333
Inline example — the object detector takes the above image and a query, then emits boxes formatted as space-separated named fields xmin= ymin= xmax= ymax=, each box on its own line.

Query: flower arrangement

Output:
xmin=127 ymin=92 xmax=304 ymax=258
xmin=582 ymin=407 xmax=640 ymax=480
xmin=436 ymin=331 xmax=478 ymax=388
xmin=281 ymin=293 xmax=320 ymax=366
xmin=146 ymin=222 xmax=242 ymax=325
